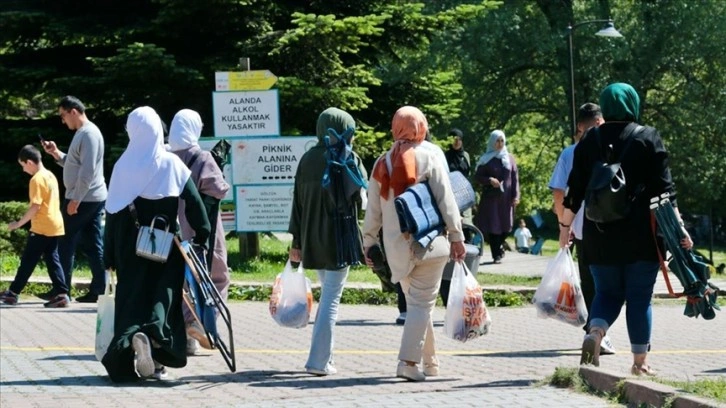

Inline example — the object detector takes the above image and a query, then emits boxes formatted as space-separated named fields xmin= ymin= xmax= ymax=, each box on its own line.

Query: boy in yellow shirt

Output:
xmin=1 ymin=145 xmax=70 ymax=307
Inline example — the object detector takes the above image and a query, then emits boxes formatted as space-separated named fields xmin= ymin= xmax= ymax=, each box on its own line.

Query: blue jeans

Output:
xmin=589 ymin=261 xmax=658 ymax=354
xmin=305 ymin=267 xmax=348 ymax=372
xmin=10 ymin=233 xmax=68 ymax=295
xmin=59 ymin=200 xmax=106 ymax=294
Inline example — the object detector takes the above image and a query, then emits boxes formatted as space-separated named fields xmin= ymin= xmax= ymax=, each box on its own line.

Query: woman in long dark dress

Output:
xmin=474 ymin=130 xmax=519 ymax=263
xmin=102 ymin=106 xmax=210 ymax=382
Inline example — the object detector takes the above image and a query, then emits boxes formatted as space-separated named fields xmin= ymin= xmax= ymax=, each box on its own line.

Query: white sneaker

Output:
xmin=132 ymin=332 xmax=155 ymax=377
xmin=600 ymin=335 xmax=616 ymax=355
xmin=396 ymin=361 xmax=425 ymax=382
xmin=152 ymin=361 xmax=168 ymax=380
xmin=306 ymin=364 xmax=337 ymax=376
xmin=395 ymin=312 xmax=407 ymax=325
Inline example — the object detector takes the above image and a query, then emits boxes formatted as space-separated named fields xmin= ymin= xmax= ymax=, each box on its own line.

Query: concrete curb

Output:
xmin=579 ymin=366 xmax=725 ymax=408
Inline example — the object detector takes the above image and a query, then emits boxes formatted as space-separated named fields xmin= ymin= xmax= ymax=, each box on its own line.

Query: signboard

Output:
xmin=212 ymin=90 xmax=280 ymax=137
xmin=198 ymin=138 xmax=236 ymax=232
xmin=231 ymin=136 xmax=317 ymax=185
xmin=235 ymin=185 xmax=295 ymax=232
xmin=215 ymin=70 xmax=278 ymax=91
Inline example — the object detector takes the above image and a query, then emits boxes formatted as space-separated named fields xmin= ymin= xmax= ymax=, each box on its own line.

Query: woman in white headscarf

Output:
xmin=168 ymin=109 xmax=231 ymax=355
xmin=474 ymin=130 xmax=519 ymax=263
xmin=102 ymin=106 xmax=210 ymax=382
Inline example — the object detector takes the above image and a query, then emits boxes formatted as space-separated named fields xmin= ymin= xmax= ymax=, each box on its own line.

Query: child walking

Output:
xmin=1 ymin=145 xmax=70 ymax=308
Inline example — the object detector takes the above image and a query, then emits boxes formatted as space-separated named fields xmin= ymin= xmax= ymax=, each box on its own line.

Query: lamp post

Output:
xmin=566 ymin=19 xmax=623 ymax=141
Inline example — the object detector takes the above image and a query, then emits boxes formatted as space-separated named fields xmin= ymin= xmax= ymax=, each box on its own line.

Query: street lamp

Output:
xmin=566 ymin=19 xmax=623 ymax=141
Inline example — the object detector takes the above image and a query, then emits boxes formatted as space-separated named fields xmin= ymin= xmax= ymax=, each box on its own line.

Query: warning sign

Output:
xmin=231 ymin=136 xmax=317 ymax=185
xmin=235 ymin=185 xmax=295 ymax=232
xmin=212 ymin=90 xmax=280 ymax=137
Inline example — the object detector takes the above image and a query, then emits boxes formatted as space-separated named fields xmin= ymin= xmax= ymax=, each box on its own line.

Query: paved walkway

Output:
xmin=2 ymin=298 xmax=725 ymax=407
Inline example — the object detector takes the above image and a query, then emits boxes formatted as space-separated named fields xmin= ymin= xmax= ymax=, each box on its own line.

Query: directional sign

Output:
xmin=213 ymin=90 xmax=280 ymax=137
xmin=215 ymin=71 xmax=278 ymax=91
xmin=230 ymin=136 xmax=317 ymax=185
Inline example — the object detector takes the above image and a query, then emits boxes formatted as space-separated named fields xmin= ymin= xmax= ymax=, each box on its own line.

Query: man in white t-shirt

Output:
xmin=549 ymin=102 xmax=616 ymax=355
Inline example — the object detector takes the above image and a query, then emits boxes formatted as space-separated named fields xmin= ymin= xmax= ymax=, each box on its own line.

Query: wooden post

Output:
xmin=238 ymin=231 xmax=259 ymax=262
xmin=236 ymin=56 xmax=260 ymax=262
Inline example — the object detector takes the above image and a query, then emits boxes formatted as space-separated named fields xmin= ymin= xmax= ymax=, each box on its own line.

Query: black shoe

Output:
xmin=44 ymin=294 xmax=70 ymax=308
xmin=366 ymin=244 xmax=386 ymax=271
xmin=75 ymin=292 xmax=98 ymax=303
xmin=38 ymin=290 xmax=58 ymax=301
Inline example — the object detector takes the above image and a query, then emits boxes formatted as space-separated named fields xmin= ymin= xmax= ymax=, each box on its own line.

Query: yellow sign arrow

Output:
xmin=215 ymin=70 xmax=278 ymax=91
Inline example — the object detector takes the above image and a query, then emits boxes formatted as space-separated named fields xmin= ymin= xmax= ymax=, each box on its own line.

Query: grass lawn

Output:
xmin=2 ymin=233 xmax=724 ymax=289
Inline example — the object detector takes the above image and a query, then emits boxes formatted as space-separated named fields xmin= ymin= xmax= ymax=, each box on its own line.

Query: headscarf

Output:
xmin=105 ymin=106 xmax=191 ymax=214
xmin=316 ymin=107 xmax=355 ymax=145
xmin=476 ymin=129 xmax=511 ymax=170
xmin=372 ymin=106 xmax=428 ymax=199
xmin=168 ymin=109 xmax=203 ymax=151
xmin=599 ymin=82 xmax=640 ymax=122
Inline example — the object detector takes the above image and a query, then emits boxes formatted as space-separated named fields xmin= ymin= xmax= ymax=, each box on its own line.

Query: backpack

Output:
xmin=584 ymin=123 xmax=643 ymax=224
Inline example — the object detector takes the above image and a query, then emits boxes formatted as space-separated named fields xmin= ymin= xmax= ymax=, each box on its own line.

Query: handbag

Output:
xmin=448 ymin=170 xmax=476 ymax=211
xmin=95 ymin=269 xmax=115 ymax=361
xmin=129 ymin=203 xmax=175 ymax=263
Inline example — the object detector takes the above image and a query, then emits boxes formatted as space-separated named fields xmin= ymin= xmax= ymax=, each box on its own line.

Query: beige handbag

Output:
xmin=129 ymin=204 xmax=174 ymax=263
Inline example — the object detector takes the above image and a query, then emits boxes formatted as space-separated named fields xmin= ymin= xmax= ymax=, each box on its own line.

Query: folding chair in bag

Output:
xmin=650 ymin=194 xmax=720 ymax=320
xmin=175 ymin=237 xmax=236 ymax=372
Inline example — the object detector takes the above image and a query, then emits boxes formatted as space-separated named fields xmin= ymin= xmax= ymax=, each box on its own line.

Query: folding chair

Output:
xmin=175 ymin=237 xmax=236 ymax=372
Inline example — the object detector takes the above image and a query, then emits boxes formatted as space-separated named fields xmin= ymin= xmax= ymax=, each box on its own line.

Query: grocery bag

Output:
xmin=95 ymin=270 xmax=115 ymax=361
xmin=443 ymin=261 xmax=492 ymax=342
xmin=532 ymin=248 xmax=588 ymax=326
xmin=269 ymin=260 xmax=313 ymax=328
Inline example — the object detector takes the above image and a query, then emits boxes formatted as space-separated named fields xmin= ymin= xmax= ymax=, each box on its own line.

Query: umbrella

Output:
xmin=176 ymin=237 xmax=236 ymax=372
xmin=650 ymin=195 xmax=720 ymax=320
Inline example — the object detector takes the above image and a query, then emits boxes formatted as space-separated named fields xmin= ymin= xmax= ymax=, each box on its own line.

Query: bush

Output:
xmin=0 ymin=201 xmax=29 ymax=255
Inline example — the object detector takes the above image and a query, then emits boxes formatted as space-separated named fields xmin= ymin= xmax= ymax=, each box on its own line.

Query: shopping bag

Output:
xmin=443 ymin=261 xmax=492 ymax=342
xmin=532 ymin=248 xmax=588 ymax=326
xmin=95 ymin=270 xmax=115 ymax=361
xmin=269 ymin=260 xmax=313 ymax=328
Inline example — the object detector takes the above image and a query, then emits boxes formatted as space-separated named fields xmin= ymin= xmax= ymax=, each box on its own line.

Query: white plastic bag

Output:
xmin=269 ymin=260 xmax=313 ymax=328
xmin=532 ymin=248 xmax=588 ymax=326
xmin=444 ymin=261 xmax=492 ymax=342
xmin=95 ymin=270 xmax=115 ymax=361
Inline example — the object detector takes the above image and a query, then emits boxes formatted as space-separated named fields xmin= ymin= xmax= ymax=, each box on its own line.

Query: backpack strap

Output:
xmin=616 ymin=124 xmax=643 ymax=162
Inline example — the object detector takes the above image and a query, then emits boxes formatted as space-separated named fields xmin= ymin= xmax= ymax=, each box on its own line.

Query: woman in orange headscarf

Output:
xmin=362 ymin=106 xmax=465 ymax=381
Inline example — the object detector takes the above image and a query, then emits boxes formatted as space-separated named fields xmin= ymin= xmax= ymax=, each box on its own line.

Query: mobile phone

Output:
xmin=38 ymin=133 xmax=45 ymax=142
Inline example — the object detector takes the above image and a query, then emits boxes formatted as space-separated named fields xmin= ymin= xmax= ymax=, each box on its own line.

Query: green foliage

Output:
xmin=1 ymin=0 xmax=725 ymax=226
xmin=0 ymin=201 xmax=29 ymax=255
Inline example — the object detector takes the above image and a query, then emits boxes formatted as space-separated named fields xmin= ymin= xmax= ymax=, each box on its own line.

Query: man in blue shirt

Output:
xmin=549 ymin=103 xmax=615 ymax=355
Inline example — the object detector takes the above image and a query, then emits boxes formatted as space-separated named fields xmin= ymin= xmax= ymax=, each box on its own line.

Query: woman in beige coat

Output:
xmin=362 ymin=106 xmax=465 ymax=381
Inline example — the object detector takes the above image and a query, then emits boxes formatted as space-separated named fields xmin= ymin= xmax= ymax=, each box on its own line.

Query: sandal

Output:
xmin=631 ymin=364 xmax=656 ymax=376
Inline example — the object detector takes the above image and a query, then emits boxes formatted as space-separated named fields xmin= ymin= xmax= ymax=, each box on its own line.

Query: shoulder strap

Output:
xmin=617 ymin=124 xmax=643 ymax=162
xmin=128 ymin=202 xmax=140 ymax=228
xmin=385 ymin=151 xmax=393 ymax=174
xmin=186 ymin=149 xmax=203 ymax=170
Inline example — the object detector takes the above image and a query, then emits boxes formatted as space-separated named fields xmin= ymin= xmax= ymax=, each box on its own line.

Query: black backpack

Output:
xmin=584 ymin=123 xmax=643 ymax=224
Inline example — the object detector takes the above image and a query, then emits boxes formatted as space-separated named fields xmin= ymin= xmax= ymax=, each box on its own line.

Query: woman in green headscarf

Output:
xmin=557 ymin=83 xmax=692 ymax=376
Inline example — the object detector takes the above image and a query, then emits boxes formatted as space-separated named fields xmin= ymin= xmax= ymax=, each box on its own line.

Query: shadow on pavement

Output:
xmin=456 ymin=379 xmax=536 ymax=388
xmin=0 ymin=375 xmax=184 ymax=388
xmin=40 ymin=354 xmax=97 ymax=362
xmin=453 ymin=349 xmax=580 ymax=358
xmin=336 ymin=319 xmax=397 ymax=327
